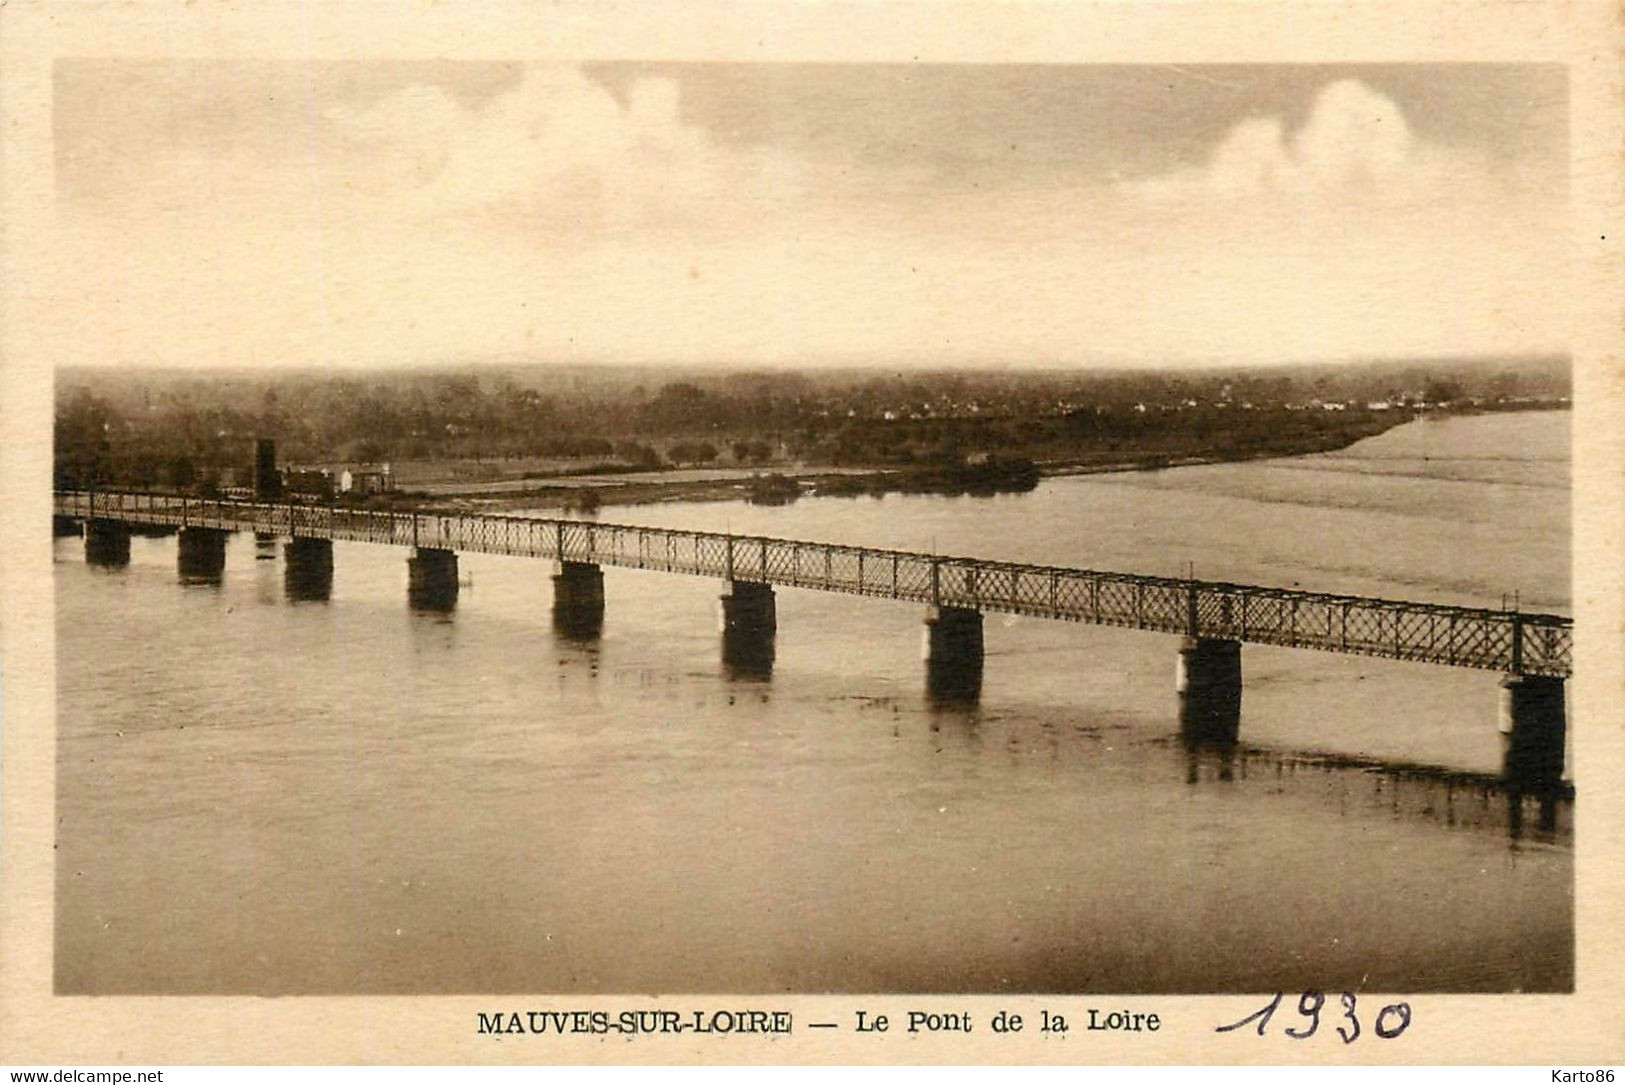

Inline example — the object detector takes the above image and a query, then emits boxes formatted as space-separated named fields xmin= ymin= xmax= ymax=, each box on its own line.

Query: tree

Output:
xmin=54 ymin=388 xmax=115 ymax=488
xmin=732 ymin=439 xmax=772 ymax=465
xmin=667 ymin=440 xmax=719 ymax=466
xmin=1423 ymin=378 xmax=1462 ymax=405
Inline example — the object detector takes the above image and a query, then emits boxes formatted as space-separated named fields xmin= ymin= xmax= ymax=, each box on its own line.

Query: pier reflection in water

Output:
xmin=1177 ymin=735 xmax=1571 ymax=846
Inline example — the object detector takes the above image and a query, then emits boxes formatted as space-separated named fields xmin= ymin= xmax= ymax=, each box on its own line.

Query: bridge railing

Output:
xmin=54 ymin=490 xmax=1572 ymax=677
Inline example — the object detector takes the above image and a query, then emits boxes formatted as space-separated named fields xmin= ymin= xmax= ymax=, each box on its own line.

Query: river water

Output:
xmin=54 ymin=410 xmax=1572 ymax=994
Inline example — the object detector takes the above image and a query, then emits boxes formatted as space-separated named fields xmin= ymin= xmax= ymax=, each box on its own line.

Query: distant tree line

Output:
xmin=54 ymin=357 xmax=1570 ymax=492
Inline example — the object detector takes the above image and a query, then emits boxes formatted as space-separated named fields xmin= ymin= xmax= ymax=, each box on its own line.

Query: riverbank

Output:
xmin=383 ymin=408 xmax=1418 ymax=514
xmin=308 ymin=403 xmax=1569 ymax=517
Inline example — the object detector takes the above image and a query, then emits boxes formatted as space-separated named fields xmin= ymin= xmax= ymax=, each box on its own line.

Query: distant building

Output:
xmin=339 ymin=464 xmax=393 ymax=495
xmin=283 ymin=469 xmax=335 ymax=500
xmin=283 ymin=461 xmax=394 ymax=497
xmin=254 ymin=438 xmax=282 ymax=500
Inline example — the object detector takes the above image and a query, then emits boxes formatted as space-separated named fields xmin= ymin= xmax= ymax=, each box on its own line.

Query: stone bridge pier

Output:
xmin=1500 ymin=674 xmax=1567 ymax=790
xmin=1177 ymin=636 xmax=1242 ymax=746
xmin=719 ymin=580 xmax=776 ymax=678
xmin=177 ymin=527 xmax=229 ymax=584
xmin=552 ymin=561 xmax=604 ymax=638
xmin=285 ymin=537 xmax=334 ymax=602
xmin=84 ymin=519 xmax=131 ymax=567
xmin=408 ymin=547 xmax=459 ymax=611
xmin=924 ymin=605 xmax=984 ymax=702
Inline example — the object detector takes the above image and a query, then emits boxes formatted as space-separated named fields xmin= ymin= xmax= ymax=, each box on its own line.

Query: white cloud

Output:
xmin=1133 ymin=78 xmax=1459 ymax=207
xmin=1098 ymin=79 xmax=1567 ymax=363
xmin=1294 ymin=79 xmax=1412 ymax=183
xmin=320 ymin=67 xmax=806 ymax=233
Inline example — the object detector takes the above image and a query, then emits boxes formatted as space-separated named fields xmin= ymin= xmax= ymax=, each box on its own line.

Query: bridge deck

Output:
xmin=56 ymin=490 xmax=1572 ymax=678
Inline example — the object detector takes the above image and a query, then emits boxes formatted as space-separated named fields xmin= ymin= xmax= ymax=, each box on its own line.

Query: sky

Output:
xmin=52 ymin=61 xmax=1568 ymax=370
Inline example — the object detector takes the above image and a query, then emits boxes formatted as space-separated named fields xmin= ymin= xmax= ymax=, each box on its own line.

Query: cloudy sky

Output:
xmin=52 ymin=61 xmax=1567 ymax=370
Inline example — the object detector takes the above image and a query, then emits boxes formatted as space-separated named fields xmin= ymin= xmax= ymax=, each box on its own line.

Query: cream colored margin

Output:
xmin=1 ymin=0 xmax=1620 ymax=1066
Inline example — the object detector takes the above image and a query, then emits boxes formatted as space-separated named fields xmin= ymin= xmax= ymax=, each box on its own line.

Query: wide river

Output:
xmin=54 ymin=410 xmax=1572 ymax=994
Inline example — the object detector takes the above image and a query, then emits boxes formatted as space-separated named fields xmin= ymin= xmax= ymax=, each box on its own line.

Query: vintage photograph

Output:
xmin=48 ymin=58 xmax=1573 ymax=998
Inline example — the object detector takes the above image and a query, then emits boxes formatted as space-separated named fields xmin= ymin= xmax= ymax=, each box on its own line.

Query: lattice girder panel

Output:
xmin=760 ymin=540 xmax=798 ymax=581
xmin=683 ymin=534 xmax=721 ymax=578
xmin=771 ymin=542 xmax=808 ymax=587
xmin=1049 ymin=570 xmax=1099 ymax=620
xmin=1441 ymin=613 xmax=1511 ymax=671
xmin=1008 ymin=566 xmax=1054 ymax=616
xmin=928 ymin=561 xmax=974 ymax=607
xmin=887 ymin=555 xmax=935 ymax=602
xmin=1194 ymin=588 xmax=1233 ymax=637
xmin=1091 ymin=576 xmax=1144 ymax=629
xmin=289 ymin=505 xmax=332 ymax=539
xmin=1140 ymin=581 xmax=1188 ymax=634
xmin=650 ymin=531 xmax=693 ymax=576
xmin=609 ymin=524 xmax=647 ymax=568
xmin=818 ymin=548 xmax=859 ymax=593
xmin=1243 ymin=592 xmax=1296 ymax=643
xmin=1518 ymin=617 xmax=1573 ymax=678
xmin=1391 ymin=606 xmax=1439 ymax=662
xmin=966 ymin=566 xmax=1015 ymax=611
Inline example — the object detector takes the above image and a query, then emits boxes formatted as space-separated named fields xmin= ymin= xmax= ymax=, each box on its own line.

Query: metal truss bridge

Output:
xmin=55 ymin=489 xmax=1571 ymax=678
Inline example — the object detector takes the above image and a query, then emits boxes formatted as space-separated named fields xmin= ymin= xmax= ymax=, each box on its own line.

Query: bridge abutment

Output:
xmin=1177 ymin=636 xmax=1242 ymax=745
xmin=285 ymin=537 xmax=334 ymax=602
xmin=1499 ymin=674 xmax=1566 ymax=789
xmin=408 ymin=547 xmax=459 ymax=611
xmin=177 ymin=527 xmax=229 ymax=584
xmin=720 ymin=581 xmax=776 ymax=678
xmin=924 ymin=605 xmax=983 ymax=702
xmin=84 ymin=519 xmax=131 ymax=567
xmin=552 ymin=561 xmax=605 ymax=638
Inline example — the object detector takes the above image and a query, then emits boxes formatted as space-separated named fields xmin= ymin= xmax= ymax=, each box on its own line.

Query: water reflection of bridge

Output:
xmin=1174 ymin=739 xmax=1571 ymax=844
xmin=54 ymin=489 xmax=1574 ymax=792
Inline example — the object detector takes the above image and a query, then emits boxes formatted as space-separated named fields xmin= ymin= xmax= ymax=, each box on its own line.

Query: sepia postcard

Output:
xmin=1 ymin=0 xmax=1622 ymax=1068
